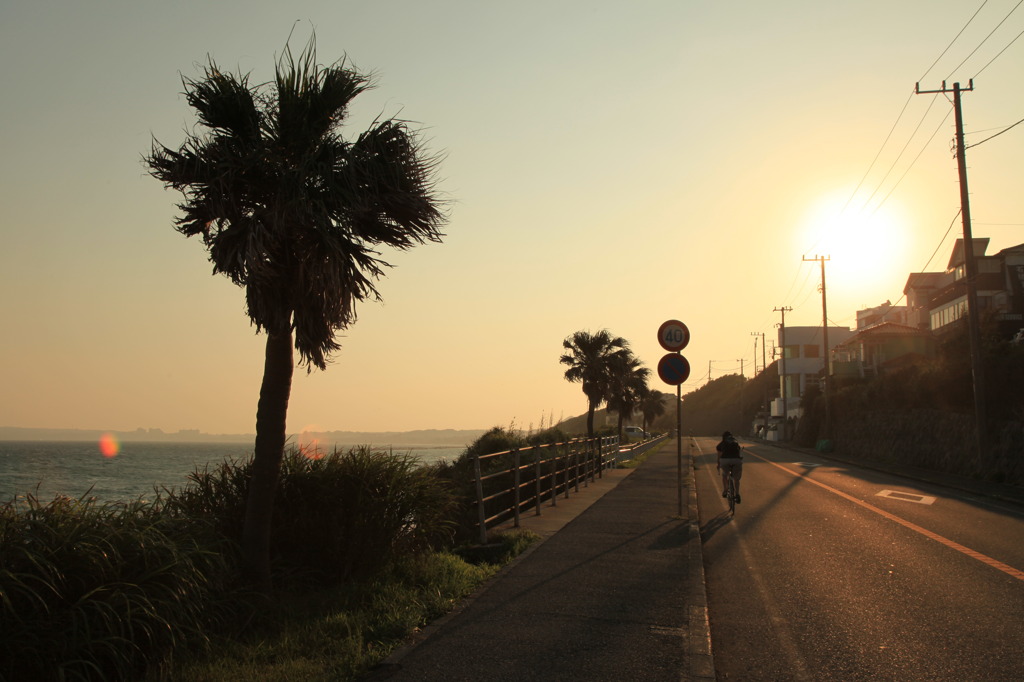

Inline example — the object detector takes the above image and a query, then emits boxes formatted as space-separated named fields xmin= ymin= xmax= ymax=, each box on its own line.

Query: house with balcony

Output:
xmin=833 ymin=238 xmax=1024 ymax=382
xmin=904 ymin=238 xmax=1024 ymax=337
xmin=831 ymin=322 xmax=934 ymax=379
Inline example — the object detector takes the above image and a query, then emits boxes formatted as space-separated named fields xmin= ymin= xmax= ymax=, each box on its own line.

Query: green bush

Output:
xmin=274 ymin=448 xmax=458 ymax=582
xmin=169 ymin=447 xmax=458 ymax=585
xmin=0 ymin=494 xmax=231 ymax=681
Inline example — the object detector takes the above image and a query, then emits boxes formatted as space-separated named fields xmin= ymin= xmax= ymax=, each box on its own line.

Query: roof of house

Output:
xmin=947 ymin=237 xmax=990 ymax=269
xmin=836 ymin=321 xmax=930 ymax=347
xmin=903 ymin=271 xmax=945 ymax=294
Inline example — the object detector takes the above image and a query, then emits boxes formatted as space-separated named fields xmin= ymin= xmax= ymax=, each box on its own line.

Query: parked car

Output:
xmin=624 ymin=426 xmax=647 ymax=440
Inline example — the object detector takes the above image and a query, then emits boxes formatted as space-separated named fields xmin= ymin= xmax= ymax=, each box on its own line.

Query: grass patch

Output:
xmin=165 ymin=551 xmax=503 ymax=681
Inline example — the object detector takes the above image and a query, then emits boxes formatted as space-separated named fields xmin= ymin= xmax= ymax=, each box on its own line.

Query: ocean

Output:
xmin=0 ymin=441 xmax=467 ymax=503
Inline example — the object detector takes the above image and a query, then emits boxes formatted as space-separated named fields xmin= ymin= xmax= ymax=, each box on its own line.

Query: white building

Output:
xmin=771 ymin=325 xmax=854 ymax=423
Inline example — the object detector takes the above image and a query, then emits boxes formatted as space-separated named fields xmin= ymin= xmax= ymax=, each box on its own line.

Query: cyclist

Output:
xmin=715 ymin=431 xmax=743 ymax=503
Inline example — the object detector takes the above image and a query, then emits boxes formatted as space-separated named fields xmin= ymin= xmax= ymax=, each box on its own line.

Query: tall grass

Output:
xmin=168 ymin=446 xmax=458 ymax=584
xmin=0 ymin=445 xmax=530 ymax=680
xmin=0 ymin=493 xmax=231 ymax=681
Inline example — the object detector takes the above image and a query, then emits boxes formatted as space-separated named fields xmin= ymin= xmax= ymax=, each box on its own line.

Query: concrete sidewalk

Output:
xmin=367 ymin=440 xmax=713 ymax=681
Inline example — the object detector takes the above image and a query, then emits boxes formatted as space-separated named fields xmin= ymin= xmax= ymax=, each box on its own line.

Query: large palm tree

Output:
xmin=146 ymin=39 xmax=445 ymax=589
xmin=606 ymin=351 xmax=650 ymax=439
xmin=560 ymin=330 xmax=629 ymax=438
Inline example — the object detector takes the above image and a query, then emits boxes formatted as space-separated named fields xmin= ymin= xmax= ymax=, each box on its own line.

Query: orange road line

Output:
xmin=746 ymin=450 xmax=1024 ymax=583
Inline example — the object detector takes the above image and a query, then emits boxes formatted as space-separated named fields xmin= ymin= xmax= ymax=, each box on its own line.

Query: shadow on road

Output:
xmin=700 ymin=510 xmax=734 ymax=542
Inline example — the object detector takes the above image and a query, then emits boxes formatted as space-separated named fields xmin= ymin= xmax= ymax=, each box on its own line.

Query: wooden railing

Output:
xmin=472 ymin=434 xmax=666 ymax=543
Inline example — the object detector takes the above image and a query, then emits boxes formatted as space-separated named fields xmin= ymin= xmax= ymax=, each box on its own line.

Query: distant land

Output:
xmin=0 ymin=426 xmax=489 ymax=449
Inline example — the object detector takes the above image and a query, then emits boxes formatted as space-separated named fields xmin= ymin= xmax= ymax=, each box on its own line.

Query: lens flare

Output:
xmin=99 ymin=433 xmax=120 ymax=458
xmin=298 ymin=424 xmax=324 ymax=460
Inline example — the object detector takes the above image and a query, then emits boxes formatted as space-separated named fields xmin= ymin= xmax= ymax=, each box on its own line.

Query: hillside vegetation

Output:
xmin=556 ymin=330 xmax=1023 ymax=486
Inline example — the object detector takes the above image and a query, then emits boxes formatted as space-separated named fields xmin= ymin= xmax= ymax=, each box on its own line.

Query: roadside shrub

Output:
xmin=462 ymin=426 xmax=526 ymax=458
xmin=169 ymin=447 xmax=459 ymax=586
xmin=274 ymin=447 xmax=458 ymax=582
xmin=0 ymin=494 xmax=230 ymax=681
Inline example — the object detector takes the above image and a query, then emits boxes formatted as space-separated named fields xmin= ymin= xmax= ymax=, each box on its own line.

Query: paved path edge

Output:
xmin=686 ymin=437 xmax=716 ymax=681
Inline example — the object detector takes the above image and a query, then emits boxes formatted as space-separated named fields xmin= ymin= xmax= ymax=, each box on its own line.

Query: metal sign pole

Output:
xmin=677 ymin=382 xmax=683 ymax=516
xmin=657 ymin=319 xmax=691 ymax=519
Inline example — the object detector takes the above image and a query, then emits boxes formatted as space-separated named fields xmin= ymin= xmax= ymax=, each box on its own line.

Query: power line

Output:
xmin=835 ymin=91 xmax=916 ymax=224
xmin=948 ymin=0 xmax=1024 ymax=78
xmin=865 ymin=107 xmax=954 ymax=216
xmin=965 ymin=114 xmax=1024 ymax=148
xmin=974 ymin=24 xmax=1024 ymax=77
xmin=854 ymin=94 xmax=942 ymax=216
xmin=869 ymin=209 xmax=962 ymax=322
xmin=920 ymin=209 xmax=964 ymax=272
xmin=919 ymin=0 xmax=991 ymax=82
xmin=805 ymin=1 xmax=996 ymax=261
xmin=849 ymin=1 xmax=1018 ymax=222
xmin=780 ymin=262 xmax=815 ymax=310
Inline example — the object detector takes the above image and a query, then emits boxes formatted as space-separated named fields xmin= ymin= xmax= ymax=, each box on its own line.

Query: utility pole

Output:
xmin=750 ymin=334 xmax=759 ymax=374
xmin=761 ymin=332 xmax=767 ymax=372
xmin=738 ymin=358 xmax=744 ymax=377
xmin=804 ymin=255 xmax=832 ymax=440
xmin=915 ymin=80 xmax=987 ymax=457
xmin=752 ymin=331 xmax=769 ymax=433
xmin=774 ymin=306 xmax=793 ymax=440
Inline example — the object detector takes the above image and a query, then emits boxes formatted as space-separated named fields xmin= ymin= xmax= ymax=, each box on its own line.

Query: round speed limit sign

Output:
xmin=658 ymin=319 xmax=690 ymax=352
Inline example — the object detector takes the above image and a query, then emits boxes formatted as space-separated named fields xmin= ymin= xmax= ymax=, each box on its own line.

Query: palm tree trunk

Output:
xmin=241 ymin=329 xmax=294 ymax=591
xmin=586 ymin=399 xmax=597 ymax=439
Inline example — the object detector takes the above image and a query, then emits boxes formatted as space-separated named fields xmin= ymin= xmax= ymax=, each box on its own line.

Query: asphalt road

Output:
xmin=694 ymin=437 xmax=1024 ymax=681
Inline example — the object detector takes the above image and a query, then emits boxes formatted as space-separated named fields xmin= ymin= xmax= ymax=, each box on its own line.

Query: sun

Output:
xmin=799 ymin=190 xmax=910 ymax=300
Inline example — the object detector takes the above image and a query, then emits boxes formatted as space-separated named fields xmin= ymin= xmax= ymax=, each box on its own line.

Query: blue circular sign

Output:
xmin=658 ymin=353 xmax=691 ymax=385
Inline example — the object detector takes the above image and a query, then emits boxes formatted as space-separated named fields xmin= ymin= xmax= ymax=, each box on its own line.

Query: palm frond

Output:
xmin=145 ymin=36 xmax=447 ymax=369
xmin=183 ymin=61 xmax=261 ymax=141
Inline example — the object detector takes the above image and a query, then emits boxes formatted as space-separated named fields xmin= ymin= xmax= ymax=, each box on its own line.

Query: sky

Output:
xmin=1 ymin=1 xmax=1022 ymax=437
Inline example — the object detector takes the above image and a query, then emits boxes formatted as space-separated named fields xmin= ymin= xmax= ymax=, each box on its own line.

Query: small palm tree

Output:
xmin=606 ymin=351 xmax=650 ymax=439
xmin=146 ymin=38 xmax=445 ymax=589
xmin=560 ymin=330 xmax=630 ymax=438
xmin=639 ymin=388 xmax=668 ymax=434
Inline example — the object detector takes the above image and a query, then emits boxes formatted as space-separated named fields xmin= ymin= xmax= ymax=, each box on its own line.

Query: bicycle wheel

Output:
xmin=727 ymin=476 xmax=736 ymax=515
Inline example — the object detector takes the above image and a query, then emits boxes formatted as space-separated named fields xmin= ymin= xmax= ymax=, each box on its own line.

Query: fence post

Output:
xmin=512 ymin=447 xmax=521 ymax=528
xmin=589 ymin=438 xmax=598 ymax=481
xmin=574 ymin=441 xmax=581 ymax=492
xmin=550 ymin=451 xmax=558 ymax=507
xmin=473 ymin=454 xmax=487 ymax=545
xmin=534 ymin=451 xmax=542 ymax=516
xmin=563 ymin=443 xmax=570 ymax=500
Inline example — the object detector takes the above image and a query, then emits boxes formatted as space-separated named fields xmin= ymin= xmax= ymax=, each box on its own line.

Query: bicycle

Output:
xmin=716 ymin=462 xmax=741 ymax=516
xmin=719 ymin=464 xmax=737 ymax=515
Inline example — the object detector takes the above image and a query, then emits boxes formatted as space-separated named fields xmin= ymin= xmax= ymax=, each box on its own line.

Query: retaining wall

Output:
xmin=832 ymin=408 xmax=1024 ymax=486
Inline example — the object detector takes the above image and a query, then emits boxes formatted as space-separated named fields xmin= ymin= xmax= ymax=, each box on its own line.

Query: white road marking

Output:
xmin=876 ymin=489 xmax=937 ymax=505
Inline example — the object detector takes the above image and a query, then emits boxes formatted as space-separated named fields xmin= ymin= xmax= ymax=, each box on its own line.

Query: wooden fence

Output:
xmin=472 ymin=434 xmax=667 ymax=544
